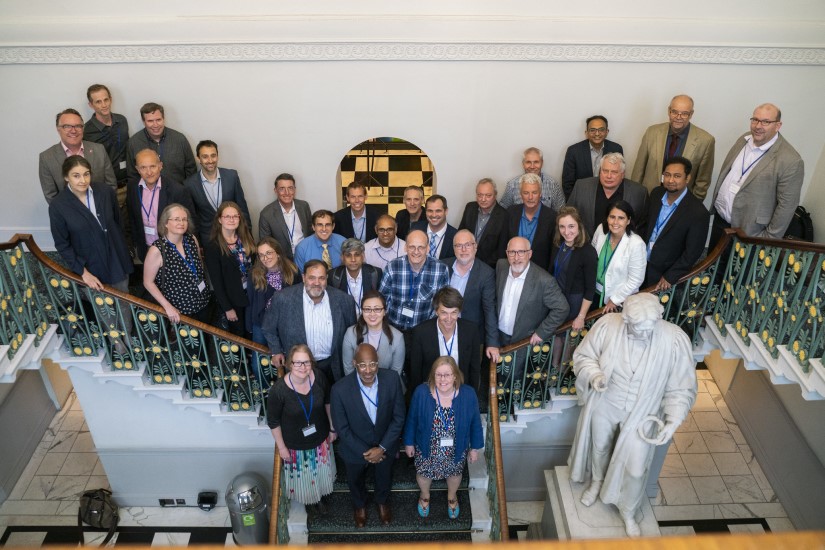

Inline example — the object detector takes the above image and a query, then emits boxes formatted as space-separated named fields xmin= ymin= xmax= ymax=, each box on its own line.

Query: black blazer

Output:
xmin=458 ymin=202 xmax=509 ymax=268
xmin=549 ymin=244 xmax=598 ymax=302
xmin=126 ymin=177 xmax=195 ymax=260
xmin=562 ymin=139 xmax=624 ymax=198
xmin=184 ymin=168 xmax=251 ymax=244
xmin=411 ymin=221 xmax=458 ymax=260
xmin=395 ymin=209 xmax=424 ymax=240
xmin=328 ymin=264 xmax=383 ymax=301
xmin=49 ymin=182 xmax=133 ymax=284
xmin=333 ymin=206 xmax=380 ymax=241
xmin=203 ymin=239 xmax=250 ymax=312
xmin=409 ymin=318 xmax=481 ymax=393
xmin=330 ymin=369 xmax=406 ymax=464
xmin=643 ymin=187 xmax=710 ymax=287
xmin=444 ymin=258 xmax=499 ymax=347
xmin=506 ymin=204 xmax=557 ymax=271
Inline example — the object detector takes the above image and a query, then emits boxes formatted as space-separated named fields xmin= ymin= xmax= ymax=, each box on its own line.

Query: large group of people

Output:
xmin=43 ymin=85 xmax=805 ymax=526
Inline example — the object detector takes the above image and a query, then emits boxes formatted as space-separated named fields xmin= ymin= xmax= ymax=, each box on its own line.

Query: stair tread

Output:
xmin=307 ymin=490 xmax=472 ymax=533
xmin=333 ymin=453 xmax=469 ymax=491
xmin=308 ymin=531 xmax=472 ymax=543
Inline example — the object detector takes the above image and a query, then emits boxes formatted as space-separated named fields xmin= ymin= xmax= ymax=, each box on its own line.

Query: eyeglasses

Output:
xmin=587 ymin=127 xmax=608 ymax=134
xmin=276 ymin=186 xmax=295 ymax=193
xmin=355 ymin=361 xmax=379 ymax=370
xmin=222 ymin=214 xmax=240 ymax=220
xmin=506 ymin=249 xmax=529 ymax=257
xmin=454 ymin=242 xmax=475 ymax=250
xmin=435 ymin=373 xmax=454 ymax=379
xmin=669 ymin=109 xmax=693 ymax=118
xmin=407 ymin=245 xmax=427 ymax=252
xmin=59 ymin=124 xmax=84 ymax=131
xmin=291 ymin=360 xmax=312 ymax=368
xmin=169 ymin=217 xmax=188 ymax=223
xmin=261 ymin=251 xmax=277 ymax=258
xmin=362 ymin=307 xmax=384 ymax=314
xmin=750 ymin=118 xmax=778 ymax=127
xmin=376 ymin=227 xmax=396 ymax=233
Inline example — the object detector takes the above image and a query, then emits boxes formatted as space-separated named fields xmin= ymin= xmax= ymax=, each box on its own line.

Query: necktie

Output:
xmin=429 ymin=232 xmax=438 ymax=257
xmin=667 ymin=133 xmax=680 ymax=160
xmin=321 ymin=244 xmax=332 ymax=268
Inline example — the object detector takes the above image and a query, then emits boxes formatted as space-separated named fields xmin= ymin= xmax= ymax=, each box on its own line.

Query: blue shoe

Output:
xmin=448 ymin=498 xmax=459 ymax=519
xmin=417 ymin=497 xmax=430 ymax=518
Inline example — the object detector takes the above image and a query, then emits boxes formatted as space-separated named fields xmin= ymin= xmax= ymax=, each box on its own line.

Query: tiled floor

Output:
xmin=0 ymin=370 xmax=795 ymax=545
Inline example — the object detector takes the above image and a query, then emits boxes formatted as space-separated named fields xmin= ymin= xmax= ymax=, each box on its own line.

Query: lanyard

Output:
xmin=652 ymin=204 xmax=678 ymax=241
xmin=519 ymin=203 xmax=541 ymax=244
xmin=441 ymin=329 xmax=456 ymax=357
xmin=359 ymin=384 xmax=378 ymax=409
xmin=348 ymin=276 xmax=363 ymax=307
xmin=202 ymin=176 xmax=222 ymax=211
xmin=139 ymin=184 xmax=159 ymax=222
xmin=169 ymin=238 xmax=198 ymax=277
xmin=286 ymin=210 xmax=297 ymax=243
xmin=741 ymin=147 xmax=769 ymax=180
xmin=288 ymin=373 xmax=314 ymax=426
xmin=553 ymin=244 xmax=573 ymax=276
xmin=435 ymin=388 xmax=457 ymax=430
xmin=375 ymin=239 xmax=400 ymax=264
xmin=600 ymin=237 xmax=618 ymax=274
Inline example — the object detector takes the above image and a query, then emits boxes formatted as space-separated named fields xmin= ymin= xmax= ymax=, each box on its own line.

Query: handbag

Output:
xmin=78 ymin=488 xmax=119 ymax=545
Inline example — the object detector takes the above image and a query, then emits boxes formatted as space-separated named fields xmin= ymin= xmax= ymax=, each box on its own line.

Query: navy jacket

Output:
xmin=126 ymin=177 xmax=194 ymax=260
xmin=184 ymin=168 xmax=251 ymax=244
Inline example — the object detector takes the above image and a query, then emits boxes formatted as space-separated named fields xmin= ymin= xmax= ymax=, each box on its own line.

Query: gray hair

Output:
xmin=519 ymin=172 xmax=542 ymax=188
xmin=476 ymin=177 xmax=497 ymax=194
xmin=599 ymin=152 xmax=626 ymax=172
xmin=341 ymin=238 xmax=365 ymax=255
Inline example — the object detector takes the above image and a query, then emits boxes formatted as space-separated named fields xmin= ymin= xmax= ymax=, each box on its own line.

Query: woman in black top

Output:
xmin=143 ymin=204 xmax=212 ymax=323
xmin=203 ymin=201 xmax=255 ymax=336
xmin=267 ymin=345 xmax=337 ymax=507
xmin=550 ymin=206 xmax=597 ymax=331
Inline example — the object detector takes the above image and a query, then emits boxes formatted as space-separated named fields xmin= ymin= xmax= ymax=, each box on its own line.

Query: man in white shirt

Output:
xmin=258 ymin=173 xmax=313 ymax=261
xmin=329 ymin=238 xmax=383 ymax=315
xmin=364 ymin=214 xmax=406 ymax=269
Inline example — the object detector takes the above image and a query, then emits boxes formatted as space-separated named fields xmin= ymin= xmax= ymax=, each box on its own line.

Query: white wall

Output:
xmin=1 ymin=1 xmax=823 ymax=247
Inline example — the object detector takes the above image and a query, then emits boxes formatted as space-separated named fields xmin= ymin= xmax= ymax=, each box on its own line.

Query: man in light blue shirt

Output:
xmin=294 ymin=210 xmax=346 ymax=271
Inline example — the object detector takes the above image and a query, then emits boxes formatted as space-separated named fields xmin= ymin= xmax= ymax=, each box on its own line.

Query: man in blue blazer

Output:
xmin=184 ymin=140 xmax=251 ymax=244
xmin=333 ymin=181 xmax=380 ymax=242
xmin=330 ymin=344 xmax=406 ymax=527
xmin=562 ymin=115 xmax=624 ymax=199
xmin=263 ymin=260 xmax=357 ymax=385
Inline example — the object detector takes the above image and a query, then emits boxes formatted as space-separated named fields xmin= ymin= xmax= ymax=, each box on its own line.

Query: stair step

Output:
xmin=306 ymin=489 xmax=472 ymax=534
xmin=332 ymin=453 xmax=469 ymax=492
xmin=308 ymin=530 xmax=472 ymax=543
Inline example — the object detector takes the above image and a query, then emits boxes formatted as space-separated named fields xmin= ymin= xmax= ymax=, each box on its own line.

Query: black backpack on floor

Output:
xmin=784 ymin=206 xmax=814 ymax=242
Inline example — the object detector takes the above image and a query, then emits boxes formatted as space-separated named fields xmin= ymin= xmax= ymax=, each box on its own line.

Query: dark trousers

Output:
xmin=316 ymin=357 xmax=335 ymax=388
xmin=709 ymin=214 xmax=732 ymax=252
xmin=344 ymin=458 xmax=395 ymax=508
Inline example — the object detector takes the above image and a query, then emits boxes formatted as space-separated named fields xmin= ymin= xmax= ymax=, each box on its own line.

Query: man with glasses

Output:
xmin=709 ymin=103 xmax=803 ymax=246
xmin=294 ymin=210 xmax=346 ymax=271
xmin=264 ymin=259 xmax=357 ymax=385
xmin=39 ymin=108 xmax=117 ymax=203
xmin=364 ymin=215 xmax=406 ymax=269
xmin=631 ymin=95 xmax=715 ymax=199
xmin=458 ymin=178 xmax=509 ymax=268
xmin=499 ymin=147 xmax=565 ymax=211
xmin=259 ymin=173 xmax=313 ymax=261
xmin=329 ymin=238 xmax=382 ymax=315
xmin=330 ymin=343 xmax=406 ymax=528
xmin=562 ymin=115 xmax=624 ymax=199
xmin=496 ymin=237 xmax=568 ymax=348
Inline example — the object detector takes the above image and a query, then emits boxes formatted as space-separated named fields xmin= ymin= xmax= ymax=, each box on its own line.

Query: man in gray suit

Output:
xmin=184 ymin=140 xmax=251 ymax=244
xmin=39 ymin=108 xmax=116 ymax=203
xmin=258 ymin=173 xmax=313 ymax=260
xmin=264 ymin=259 xmax=357 ymax=386
xmin=496 ymin=236 xmax=568 ymax=347
xmin=710 ymin=103 xmax=804 ymax=247
xmin=568 ymin=153 xmax=649 ymax=238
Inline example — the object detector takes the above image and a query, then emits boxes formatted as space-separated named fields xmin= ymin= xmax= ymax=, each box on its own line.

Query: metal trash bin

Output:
xmin=226 ymin=472 xmax=270 ymax=545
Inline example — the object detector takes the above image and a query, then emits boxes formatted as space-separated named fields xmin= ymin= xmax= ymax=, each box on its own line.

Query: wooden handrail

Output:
xmin=488 ymin=356 xmax=509 ymax=540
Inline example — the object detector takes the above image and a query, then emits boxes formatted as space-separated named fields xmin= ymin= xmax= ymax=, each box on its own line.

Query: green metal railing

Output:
xmin=493 ymin=229 xmax=825 ymax=422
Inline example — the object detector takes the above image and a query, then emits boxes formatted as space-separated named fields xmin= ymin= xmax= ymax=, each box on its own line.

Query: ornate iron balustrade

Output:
xmin=0 ymin=234 xmax=279 ymax=423
xmin=493 ymin=230 xmax=825 ymax=421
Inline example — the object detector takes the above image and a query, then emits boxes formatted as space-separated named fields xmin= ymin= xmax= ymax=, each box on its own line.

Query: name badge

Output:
xmin=302 ymin=424 xmax=317 ymax=437
xmin=144 ymin=226 xmax=157 ymax=236
xmin=197 ymin=281 xmax=206 ymax=292
xmin=242 ymin=280 xmax=248 ymax=290
xmin=440 ymin=438 xmax=454 ymax=447
xmin=119 ymin=161 xmax=127 ymax=170
xmin=595 ymin=282 xmax=604 ymax=293
xmin=401 ymin=307 xmax=414 ymax=318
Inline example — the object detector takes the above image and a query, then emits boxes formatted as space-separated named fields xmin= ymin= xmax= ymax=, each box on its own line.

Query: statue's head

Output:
xmin=622 ymin=293 xmax=664 ymax=340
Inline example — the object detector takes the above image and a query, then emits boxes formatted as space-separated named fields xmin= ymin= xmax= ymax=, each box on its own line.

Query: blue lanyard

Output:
xmin=375 ymin=239 xmax=401 ymax=264
xmin=553 ymin=244 xmax=573 ymax=276
xmin=741 ymin=147 xmax=769 ymax=180
xmin=288 ymin=373 xmax=314 ymax=426
xmin=652 ymin=204 xmax=678 ymax=241
xmin=286 ymin=209 xmax=297 ymax=243
xmin=139 ymin=184 xmax=159 ymax=222
xmin=169 ymin=238 xmax=198 ymax=277
xmin=359 ymin=384 xmax=378 ymax=409
xmin=435 ymin=388 xmax=457 ymax=430
xmin=519 ymin=203 xmax=541 ymax=244
xmin=353 ymin=215 xmax=365 ymax=241
xmin=441 ymin=329 xmax=455 ymax=357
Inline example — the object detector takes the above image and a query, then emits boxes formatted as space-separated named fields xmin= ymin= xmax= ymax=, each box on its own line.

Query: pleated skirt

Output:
xmin=283 ymin=440 xmax=336 ymax=505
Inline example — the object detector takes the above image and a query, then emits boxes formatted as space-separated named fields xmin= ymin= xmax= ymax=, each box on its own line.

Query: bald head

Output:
xmin=353 ymin=343 xmax=379 ymax=386
xmin=135 ymin=148 xmax=163 ymax=187
xmin=506 ymin=236 xmax=532 ymax=274
xmin=406 ymin=230 xmax=428 ymax=271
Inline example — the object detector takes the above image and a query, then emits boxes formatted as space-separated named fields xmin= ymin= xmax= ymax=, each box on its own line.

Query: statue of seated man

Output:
xmin=567 ymin=292 xmax=697 ymax=536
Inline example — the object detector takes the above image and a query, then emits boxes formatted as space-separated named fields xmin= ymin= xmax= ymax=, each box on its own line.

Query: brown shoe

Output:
xmin=354 ymin=507 xmax=367 ymax=528
xmin=378 ymin=503 xmax=392 ymax=525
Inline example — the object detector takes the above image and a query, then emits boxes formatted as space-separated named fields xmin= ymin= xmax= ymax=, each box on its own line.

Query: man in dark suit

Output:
xmin=330 ymin=344 xmax=406 ymax=528
xmin=264 ymin=260 xmax=357 ymax=385
xmin=409 ymin=287 xmax=481 ymax=392
xmin=411 ymin=194 xmax=457 ymax=261
xmin=39 ymin=108 xmax=117 ymax=203
xmin=506 ymin=174 xmax=556 ymax=271
xmin=458 ymin=178 xmax=509 ymax=268
xmin=184 ymin=140 xmax=251 ymax=244
xmin=334 ymin=180 xmax=379 ymax=242
xmin=568 ymin=152 xmax=649 ymax=238
xmin=258 ymin=173 xmax=313 ymax=261
xmin=496 ymin=237 xmax=568 ymax=347
xmin=644 ymin=156 xmax=709 ymax=291
xmin=395 ymin=185 xmax=425 ymax=240
xmin=328 ymin=238 xmax=382 ymax=315
xmin=126 ymin=149 xmax=194 ymax=260
xmin=562 ymin=115 xmax=624 ymax=199
xmin=710 ymin=103 xmax=804 ymax=246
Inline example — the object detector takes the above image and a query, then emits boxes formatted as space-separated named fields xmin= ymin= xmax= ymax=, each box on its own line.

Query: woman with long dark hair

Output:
xmin=341 ymin=290 xmax=405 ymax=380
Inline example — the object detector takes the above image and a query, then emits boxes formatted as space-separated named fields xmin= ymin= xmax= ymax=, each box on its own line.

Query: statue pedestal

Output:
xmin=541 ymin=466 xmax=661 ymax=539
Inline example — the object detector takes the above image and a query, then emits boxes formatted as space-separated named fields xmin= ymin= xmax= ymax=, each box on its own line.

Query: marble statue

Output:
xmin=567 ymin=292 xmax=697 ymax=536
